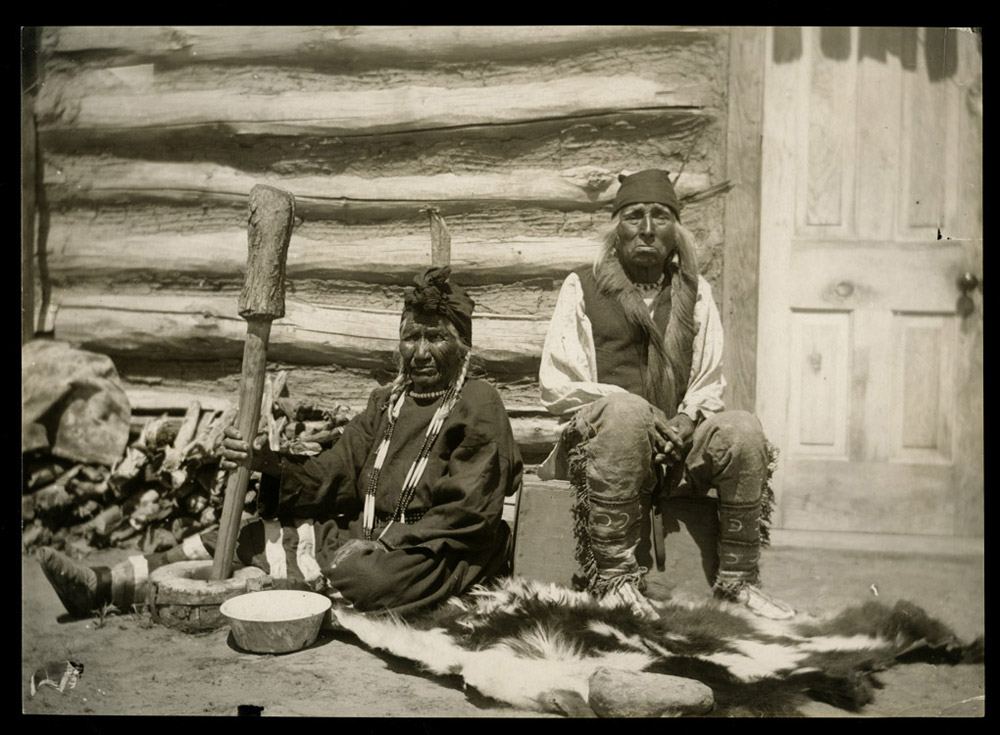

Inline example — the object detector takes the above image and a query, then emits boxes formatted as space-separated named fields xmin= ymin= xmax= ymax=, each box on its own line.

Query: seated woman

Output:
xmin=38 ymin=267 xmax=523 ymax=619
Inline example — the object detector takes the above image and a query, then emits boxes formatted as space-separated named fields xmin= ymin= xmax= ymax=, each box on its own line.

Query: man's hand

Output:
xmin=653 ymin=412 xmax=696 ymax=467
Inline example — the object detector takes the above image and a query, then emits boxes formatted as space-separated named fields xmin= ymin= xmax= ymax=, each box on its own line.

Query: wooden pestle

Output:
xmin=211 ymin=185 xmax=294 ymax=580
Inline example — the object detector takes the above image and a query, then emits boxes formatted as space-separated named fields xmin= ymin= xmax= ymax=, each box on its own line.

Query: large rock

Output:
xmin=588 ymin=667 xmax=714 ymax=717
xmin=22 ymin=339 xmax=131 ymax=466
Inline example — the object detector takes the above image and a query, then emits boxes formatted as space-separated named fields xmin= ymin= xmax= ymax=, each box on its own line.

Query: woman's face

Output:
xmin=398 ymin=311 xmax=466 ymax=394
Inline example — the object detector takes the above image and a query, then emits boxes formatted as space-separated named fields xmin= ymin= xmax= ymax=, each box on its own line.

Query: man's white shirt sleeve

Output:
xmin=678 ymin=276 xmax=727 ymax=423
xmin=538 ymin=271 xmax=628 ymax=415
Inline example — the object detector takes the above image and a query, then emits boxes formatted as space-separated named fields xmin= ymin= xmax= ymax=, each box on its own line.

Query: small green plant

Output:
xmin=91 ymin=601 xmax=120 ymax=628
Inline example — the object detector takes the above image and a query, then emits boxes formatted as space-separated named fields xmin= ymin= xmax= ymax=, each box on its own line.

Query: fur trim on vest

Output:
xmin=590 ymin=224 xmax=700 ymax=417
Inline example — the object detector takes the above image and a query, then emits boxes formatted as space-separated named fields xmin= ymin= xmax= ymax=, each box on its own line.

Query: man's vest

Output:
xmin=575 ymin=266 xmax=673 ymax=403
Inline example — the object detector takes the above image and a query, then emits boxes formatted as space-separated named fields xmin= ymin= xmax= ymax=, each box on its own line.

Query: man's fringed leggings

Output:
xmin=558 ymin=393 xmax=773 ymax=596
xmin=564 ymin=394 xmax=658 ymax=596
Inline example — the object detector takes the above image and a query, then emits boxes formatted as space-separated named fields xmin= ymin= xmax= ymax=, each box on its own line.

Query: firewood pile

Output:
xmin=22 ymin=371 xmax=355 ymax=556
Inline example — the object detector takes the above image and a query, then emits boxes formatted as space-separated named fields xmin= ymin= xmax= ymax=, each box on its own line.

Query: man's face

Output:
xmin=616 ymin=202 xmax=677 ymax=271
xmin=399 ymin=311 xmax=466 ymax=394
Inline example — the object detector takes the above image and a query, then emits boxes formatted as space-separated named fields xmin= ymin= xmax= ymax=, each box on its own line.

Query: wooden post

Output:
xmin=21 ymin=27 xmax=39 ymax=344
xmin=211 ymin=185 xmax=294 ymax=580
xmin=425 ymin=207 xmax=451 ymax=267
xmin=722 ymin=26 xmax=767 ymax=413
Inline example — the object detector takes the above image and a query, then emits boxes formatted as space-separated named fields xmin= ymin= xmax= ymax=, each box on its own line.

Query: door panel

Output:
xmin=891 ymin=314 xmax=954 ymax=463
xmin=787 ymin=311 xmax=850 ymax=455
xmin=757 ymin=27 xmax=982 ymax=536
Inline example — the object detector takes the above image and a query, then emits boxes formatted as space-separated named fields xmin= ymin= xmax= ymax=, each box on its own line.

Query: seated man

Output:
xmin=39 ymin=267 xmax=523 ymax=619
xmin=538 ymin=169 xmax=794 ymax=620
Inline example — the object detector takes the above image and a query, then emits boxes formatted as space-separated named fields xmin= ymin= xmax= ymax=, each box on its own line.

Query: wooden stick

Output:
xmin=160 ymin=400 xmax=202 ymax=487
xmin=204 ymin=404 xmax=238 ymax=453
xmin=269 ymin=415 xmax=288 ymax=452
xmin=425 ymin=207 xmax=451 ymax=267
xmin=211 ymin=318 xmax=273 ymax=577
xmin=257 ymin=371 xmax=275 ymax=438
xmin=22 ymin=62 xmax=37 ymax=344
xmin=211 ymin=185 xmax=294 ymax=580
xmin=270 ymin=369 xmax=288 ymax=400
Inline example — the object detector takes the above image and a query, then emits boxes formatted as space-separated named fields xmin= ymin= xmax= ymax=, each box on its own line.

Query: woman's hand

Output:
xmin=329 ymin=539 xmax=387 ymax=568
xmin=218 ymin=425 xmax=268 ymax=472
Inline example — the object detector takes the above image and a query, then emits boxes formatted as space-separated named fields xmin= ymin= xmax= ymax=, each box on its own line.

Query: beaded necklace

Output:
xmin=410 ymin=388 xmax=448 ymax=399
xmin=361 ymin=356 xmax=469 ymax=540
xmin=634 ymin=273 xmax=665 ymax=295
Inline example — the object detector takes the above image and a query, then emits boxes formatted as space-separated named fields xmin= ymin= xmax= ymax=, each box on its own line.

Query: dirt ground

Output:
xmin=21 ymin=538 xmax=984 ymax=719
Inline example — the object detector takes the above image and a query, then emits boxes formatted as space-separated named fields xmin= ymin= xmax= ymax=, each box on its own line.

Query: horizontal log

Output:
xmin=40 ymin=109 xmax=715 ymax=180
xmin=123 ymin=385 xmax=554 ymax=419
xmin=53 ymin=293 xmax=550 ymax=374
xmin=45 ymin=159 xmax=709 ymax=206
xmin=46 ymin=227 xmax=597 ymax=286
xmin=44 ymin=25 xmax=713 ymax=66
xmin=126 ymin=388 xmax=233 ymax=414
xmin=115 ymin=361 xmax=549 ymax=418
xmin=43 ymin=193 xmax=723 ymax=280
xmin=40 ymin=75 xmax=707 ymax=135
xmin=45 ymin=160 xmax=710 ymax=212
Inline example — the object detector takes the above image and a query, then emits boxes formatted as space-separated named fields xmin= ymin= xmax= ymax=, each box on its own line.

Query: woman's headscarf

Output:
xmin=403 ymin=266 xmax=475 ymax=346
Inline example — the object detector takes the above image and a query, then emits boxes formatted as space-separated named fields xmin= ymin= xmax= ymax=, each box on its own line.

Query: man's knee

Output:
xmin=569 ymin=392 xmax=659 ymax=488
xmin=578 ymin=392 xmax=655 ymax=437
xmin=699 ymin=410 xmax=767 ymax=458
xmin=600 ymin=391 xmax=654 ymax=417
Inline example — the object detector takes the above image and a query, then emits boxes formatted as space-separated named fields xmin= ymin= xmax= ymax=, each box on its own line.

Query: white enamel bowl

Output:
xmin=220 ymin=590 xmax=332 ymax=654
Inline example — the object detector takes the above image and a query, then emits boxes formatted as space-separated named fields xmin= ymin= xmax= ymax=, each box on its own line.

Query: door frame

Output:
xmin=721 ymin=26 xmax=767 ymax=417
xmin=722 ymin=26 xmax=983 ymax=550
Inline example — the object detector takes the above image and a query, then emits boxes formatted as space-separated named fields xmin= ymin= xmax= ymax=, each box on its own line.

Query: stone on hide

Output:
xmin=588 ymin=667 xmax=714 ymax=717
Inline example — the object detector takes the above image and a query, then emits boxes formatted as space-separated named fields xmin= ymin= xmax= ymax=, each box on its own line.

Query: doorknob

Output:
xmin=957 ymin=272 xmax=980 ymax=317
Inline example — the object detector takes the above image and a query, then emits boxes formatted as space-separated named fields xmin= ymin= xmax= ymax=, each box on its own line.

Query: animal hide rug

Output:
xmin=331 ymin=577 xmax=984 ymax=717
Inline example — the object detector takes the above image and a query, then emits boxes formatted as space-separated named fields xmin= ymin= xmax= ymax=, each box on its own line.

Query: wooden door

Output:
xmin=756 ymin=27 xmax=982 ymax=536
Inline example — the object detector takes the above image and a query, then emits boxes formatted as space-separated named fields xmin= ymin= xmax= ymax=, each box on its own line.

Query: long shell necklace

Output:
xmin=362 ymin=356 xmax=469 ymax=541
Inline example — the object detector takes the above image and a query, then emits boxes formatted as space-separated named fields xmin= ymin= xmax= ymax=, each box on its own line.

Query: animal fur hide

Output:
xmin=331 ymin=577 xmax=984 ymax=717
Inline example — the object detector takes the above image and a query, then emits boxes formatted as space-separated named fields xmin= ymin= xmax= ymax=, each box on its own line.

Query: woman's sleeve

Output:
xmin=377 ymin=387 xmax=522 ymax=555
xmin=264 ymin=389 xmax=384 ymax=519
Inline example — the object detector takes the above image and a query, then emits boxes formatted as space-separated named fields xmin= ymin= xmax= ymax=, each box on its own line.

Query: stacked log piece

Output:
xmin=21 ymin=371 xmax=355 ymax=556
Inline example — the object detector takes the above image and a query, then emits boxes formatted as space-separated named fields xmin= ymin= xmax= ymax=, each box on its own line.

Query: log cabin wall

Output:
xmin=31 ymin=26 xmax=737 ymax=463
